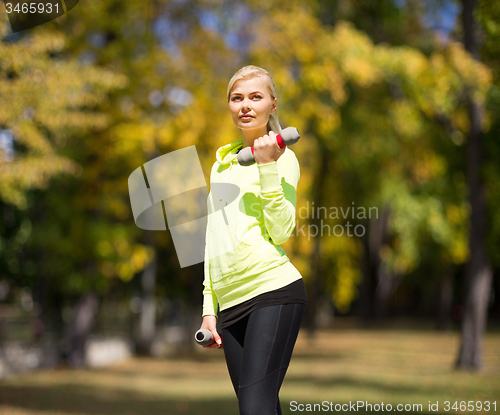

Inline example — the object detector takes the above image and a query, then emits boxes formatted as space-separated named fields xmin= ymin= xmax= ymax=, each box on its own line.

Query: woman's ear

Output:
xmin=271 ymin=98 xmax=277 ymax=113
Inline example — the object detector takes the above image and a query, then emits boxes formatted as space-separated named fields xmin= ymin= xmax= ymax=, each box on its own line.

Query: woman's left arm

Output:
xmin=257 ymin=150 xmax=300 ymax=245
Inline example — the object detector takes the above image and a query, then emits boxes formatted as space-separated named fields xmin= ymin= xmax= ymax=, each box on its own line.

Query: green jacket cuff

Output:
xmin=257 ymin=161 xmax=281 ymax=192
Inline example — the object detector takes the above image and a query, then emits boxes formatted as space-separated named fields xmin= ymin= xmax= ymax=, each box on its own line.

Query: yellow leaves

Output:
xmin=216 ymin=116 xmax=242 ymax=146
xmin=318 ymin=106 xmax=341 ymax=138
xmin=380 ymin=238 xmax=418 ymax=275
xmin=97 ymin=240 xmax=113 ymax=257
xmin=410 ymin=149 xmax=447 ymax=185
xmin=255 ymin=7 xmax=323 ymax=65
xmin=383 ymin=178 xmax=471 ymax=273
xmin=325 ymin=62 xmax=347 ymax=105
xmin=272 ymin=66 xmax=299 ymax=100
xmin=0 ymin=154 xmax=81 ymax=209
xmin=0 ymin=32 xmax=65 ymax=74
xmin=111 ymin=123 xmax=156 ymax=157
xmin=451 ymin=107 xmax=470 ymax=134
xmin=446 ymin=204 xmax=466 ymax=225
xmin=317 ymin=229 xmax=363 ymax=313
xmin=396 ymin=47 xmax=429 ymax=79
xmin=12 ymin=121 xmax=53 ymax=154
xmin=343 ymin=56 xmax=382 ymax=88
xmin=0 ymin=21 xmax=127 ymax=210
xmin=175 ymin=110 xmax=205 ymax=149
xmin=115 ymin=239 xmax=131 ymax=257
xmin=116 ymin=263 xmax=134 ymax=281
xmin=447 ymin=40 xmax=492 ymax=101
xmin=393 ymin=254 xmax=416 ymax=275
xmin=302 ymin=64 xmax=330 ymax=91
xmin=449 ymin=232 xmax=469 ymax=265
xmin=86 ymin=66 xmax=129 ymax=90
xmin=294 ymin=21 xmax=494 ymax=127
xmin=249 ymin=7 xmax=491 ymax=134
xmin=334 ymin=260 xmax=361 ymax=313
xmin=428 ymin=209 xmax=445 ymax=234
xmin=105 ymin=196 xmax=132 ymax=221
xmin=445 ymin=203 xmax=469 ymax=265
xmin=329 ymin=20 xmax=364 ymax=57
xmin=42 ymin=111 xmax=111 ymax=131
xmin=131 ymin=244 xmax=155 ymax=273
xmin=389 ymin=99 xmax=424 ymax=141
xmin=97 ymin=237 xmax=155 ymax=282
xmin=328 ymin=21 xmax=383 ymax=88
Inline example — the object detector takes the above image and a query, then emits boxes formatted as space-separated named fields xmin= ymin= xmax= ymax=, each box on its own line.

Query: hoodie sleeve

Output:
xmin=202 ymin=240 xmax=218 ymax=317
xmin=202 ymin=187 xmax=218 ymax=317
xmin=257 ymin=150 xmax=300 ymax=245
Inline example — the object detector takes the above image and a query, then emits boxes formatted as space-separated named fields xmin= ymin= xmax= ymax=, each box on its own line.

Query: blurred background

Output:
xmin=0 ymin=0 xmax=499 ymax=414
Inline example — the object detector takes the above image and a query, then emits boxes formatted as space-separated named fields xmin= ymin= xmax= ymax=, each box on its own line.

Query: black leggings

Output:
xmin=221 ymin=303 xmax=306 ymax=415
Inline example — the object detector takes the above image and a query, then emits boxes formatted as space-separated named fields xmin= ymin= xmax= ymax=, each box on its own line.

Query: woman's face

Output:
xmin=228 ymin=76 xmax=276 ymax=133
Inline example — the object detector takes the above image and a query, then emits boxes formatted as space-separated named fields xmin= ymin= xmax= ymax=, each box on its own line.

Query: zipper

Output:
xmin=220 ymin=162 xmax=240 ymax=249
xmin=221 ymin=162 xmax=240 ymax=207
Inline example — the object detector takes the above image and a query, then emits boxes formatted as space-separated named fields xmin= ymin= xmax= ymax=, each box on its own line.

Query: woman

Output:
xmin=199 ymin=65 xmax=307 ymax=415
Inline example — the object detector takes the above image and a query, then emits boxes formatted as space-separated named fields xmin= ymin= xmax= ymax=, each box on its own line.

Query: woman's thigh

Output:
xmin=222 ymin=303 xmax=306 ymax=414
xmin=221 ymin=314 xmax=248 ymax=396
xmin=239 ymin=303 xmax=305 ymax=387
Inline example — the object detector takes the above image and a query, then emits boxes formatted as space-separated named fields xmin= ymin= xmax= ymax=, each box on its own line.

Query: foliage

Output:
xmin=0 ymin=0 xmax=498 ymax=318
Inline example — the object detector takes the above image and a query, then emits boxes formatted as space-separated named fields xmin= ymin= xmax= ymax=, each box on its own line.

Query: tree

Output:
xmin=455 ymin=0 xmax=494 ymax=371
xmin=0 ymin=14 xmax=138 ymax=365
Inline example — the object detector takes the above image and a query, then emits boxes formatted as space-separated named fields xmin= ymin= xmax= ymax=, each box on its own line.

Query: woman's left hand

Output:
xmin=253 ymin=131 xmax=286 ymax=165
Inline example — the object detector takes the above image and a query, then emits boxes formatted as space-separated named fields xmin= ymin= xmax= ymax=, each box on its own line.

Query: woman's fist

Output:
xmin=253 ymin=131 xmax=285 ymax=165
xmin=200 ymin=315 xmax=222 ymax=349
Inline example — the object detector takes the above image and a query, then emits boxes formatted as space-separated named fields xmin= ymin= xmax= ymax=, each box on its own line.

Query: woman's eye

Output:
xmin=253 ymin=95 xmax=262 ymax=99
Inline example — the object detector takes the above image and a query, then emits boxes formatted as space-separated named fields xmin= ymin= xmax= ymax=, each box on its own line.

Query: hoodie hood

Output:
xmin=216 ymin=139 xmax=244 ymax=166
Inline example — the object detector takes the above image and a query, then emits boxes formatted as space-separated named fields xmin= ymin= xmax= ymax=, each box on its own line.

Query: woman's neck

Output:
xmin=241 ymin=126 xmax=268 ymax=149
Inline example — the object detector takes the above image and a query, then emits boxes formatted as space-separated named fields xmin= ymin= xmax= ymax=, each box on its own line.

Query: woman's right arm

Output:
xmin=200 ymin=191 xmax=222 ymax=348
xmin=201 ymin=252 xmax=222 ymax=348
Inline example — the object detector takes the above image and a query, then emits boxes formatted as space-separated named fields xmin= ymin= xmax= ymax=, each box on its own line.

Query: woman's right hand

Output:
xmin=200 ymin=315 xmax=222 ymax=349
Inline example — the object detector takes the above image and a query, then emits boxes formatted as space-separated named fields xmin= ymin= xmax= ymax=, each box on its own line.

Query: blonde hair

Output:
xmin=227 ymin=65 xmax=282 ymax=135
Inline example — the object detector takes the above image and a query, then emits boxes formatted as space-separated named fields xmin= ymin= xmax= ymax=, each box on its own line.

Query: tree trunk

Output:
xmin=305 ymin=226 xmax=323 ymax=335
xmin=370 ymin=205 xmax=392 ymax=320
xmin=68 ymin=291 xmax=99 ymax=368
xmin=357 ymin=227 xmax=374 ymax=320
xmin=303 ymin=144 xmax=328 ymax=337
xmin=456 ymin=0 xmax=493 ymax=371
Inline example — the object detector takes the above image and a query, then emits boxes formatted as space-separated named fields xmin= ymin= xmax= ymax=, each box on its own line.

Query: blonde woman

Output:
xmin=199 ymin=65 xmax=307 ymax=415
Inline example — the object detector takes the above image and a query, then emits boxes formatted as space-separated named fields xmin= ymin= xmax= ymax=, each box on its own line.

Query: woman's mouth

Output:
xmin=241 ymin=115 xmax=253 ymax=119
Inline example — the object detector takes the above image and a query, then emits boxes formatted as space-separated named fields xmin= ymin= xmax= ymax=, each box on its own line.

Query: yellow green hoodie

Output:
xmin=202 ymin=138 xmax=303 ymax=317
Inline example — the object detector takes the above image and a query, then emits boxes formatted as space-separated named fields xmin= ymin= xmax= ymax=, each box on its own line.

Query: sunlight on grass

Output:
xmin=0 ymin=328 xmax=498 ymax=415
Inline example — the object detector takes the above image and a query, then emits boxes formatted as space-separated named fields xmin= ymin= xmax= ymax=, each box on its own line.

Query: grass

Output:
xmin=0 ymin=326 xmax=499 ymax=415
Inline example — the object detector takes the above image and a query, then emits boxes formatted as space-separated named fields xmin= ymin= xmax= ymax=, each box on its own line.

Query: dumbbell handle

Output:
xmin=195 ymin=328 xmax=214 ymax=346
xmin=237 ymin=127 xmax=300 ymax=166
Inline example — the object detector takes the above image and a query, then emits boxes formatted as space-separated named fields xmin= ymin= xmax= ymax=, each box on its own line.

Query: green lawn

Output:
xmin=0 ymin=326 xmax=499 ymax=415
